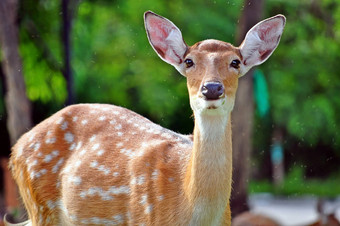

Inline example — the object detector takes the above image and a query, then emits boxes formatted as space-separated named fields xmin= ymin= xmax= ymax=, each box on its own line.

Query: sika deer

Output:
xmin=8 ymin=11 xmax=285 ymax=226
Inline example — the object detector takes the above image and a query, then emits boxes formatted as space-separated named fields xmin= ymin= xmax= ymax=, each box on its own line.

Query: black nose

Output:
xmin=201 ymin=82 xmax=224 ymax=100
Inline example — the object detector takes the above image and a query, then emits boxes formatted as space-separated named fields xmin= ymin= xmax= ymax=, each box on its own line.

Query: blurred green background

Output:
xmin=1 ymin=0 xmax=340 ymax=204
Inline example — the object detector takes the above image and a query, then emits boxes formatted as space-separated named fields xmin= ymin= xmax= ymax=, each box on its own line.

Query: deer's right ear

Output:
xmin=144 ymin=11 xmax=188 ymax=72
xmin=239 ymin=15 xmax=286 ymax=76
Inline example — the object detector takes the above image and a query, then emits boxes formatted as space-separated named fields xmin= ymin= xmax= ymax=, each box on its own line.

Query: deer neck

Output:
xmin=184 ymin=112 xmax=233 ymax=224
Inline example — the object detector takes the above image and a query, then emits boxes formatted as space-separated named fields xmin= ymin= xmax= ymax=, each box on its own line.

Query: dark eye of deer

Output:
xmin=184 ymin=59 xmax=194 ymax=68
xmin=230 ymin=59 xmax=241 ymax=69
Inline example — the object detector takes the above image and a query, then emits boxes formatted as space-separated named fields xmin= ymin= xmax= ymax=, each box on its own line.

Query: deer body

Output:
xmin=10 ymin=104 xmax=232 ymax=225
xmin=8 ymin=11 xmax=285 ymax=226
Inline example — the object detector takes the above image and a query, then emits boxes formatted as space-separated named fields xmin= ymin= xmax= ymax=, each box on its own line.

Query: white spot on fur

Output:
xmin=158 ymin=195 xmax=164 ymax=201
xmin=61 ymin=121 xmax=68 ymax=130
xmin=131 ymin=177 xmax=136 ymax=185
xmin=56 ymin=181 xmax=61 ymax=188
xmin=97 ymin=149 xmax=105 ymax=156
xmin=47 ymin=200 xmax=59 ymax=210
xmin=140 ymin=126 xmax=146 ymax=131
xmin=52 ymin=158 xmax=64 ymax=173
xmin=98 ymin=165 xmax=110 ymax=175
xmin=161 ymin=133 xmax=172 ymax=139
xmin=145 ymin=204 xmax=153 ymax=214
xmin=81 ymin=119 xmax=88 ymax=125
xmin=30 ymin=171 xmax=35 ymax=179
xmin=80 ymin=185 xmax=129 ymax=200
xmin=46 ymin=137 xmax=56 ymax=144
xmin=76 ymin=142 xmax=82 ymax=150
xmin=64 ymin=132 xmax=74 ymax=143
xmin=151 ymin=170 xmax=159 ymax=180
xmin=28 ymin=132 xmax=36 ymax=142
xmin=113 ymin=215 xmax=124 ymax=224
xmin=33 ymin=169 xmax=47 ymax=179
xmin=90 ymin=135 xmax=96 ymax=142
xmin=92 ymin=143 xmax=100 ymax=151
xmin=56 ymin=117 xmax=64 ymax=125
xmin=17 ymin=146 xmax=24 ymax=157
xmin=120 ymin=148 xmax=135 ymax=158
xmin=90 ymin=161 xmax=110 ymax=175
xmin=136 ymin=175 xmax=145 ymax=185
xmin=43 ymin=154 xmax=53 ymax=163
xmin=33 ymin=142 xmax=41 ymax=151
xmin=99 ymin=116 xmax=106 ymax=121
xmin=109 ymin=185 xmax=130 ymax=195
xmin=63 ymin=164 xmax=72 ymax=174
xmin=72 ymin=116 xmax=78 ymax=122
xmin=79 ymin=149 xmax=87 ymax=156
xmin=75 ymin=160 xmax=82 ymax=167
xmin=119 ymin=115 xmax=127 ymax=120
xmin=90 ymin=160 xmax=98 ymax=168
xmin=69 ymin=176 xmax=82 ymax=185
xmin=27 ymin=159 xmax=38 ymax=172
xmin=140 ymin=195 xmax=147 ymax=205
xmin=69 ymin=143 xmax=76 ymax=151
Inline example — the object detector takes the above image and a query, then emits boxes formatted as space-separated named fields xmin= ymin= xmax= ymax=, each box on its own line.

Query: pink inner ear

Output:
xmin=258 ymin=20 xmax=281 ymax=41
xmin=147 ymin=17 xmax=172 ymax=58
xmin=146 ymin=14 xmax=186 ymax=65
xmin=149 ymin=19 xmax=169 ymax=39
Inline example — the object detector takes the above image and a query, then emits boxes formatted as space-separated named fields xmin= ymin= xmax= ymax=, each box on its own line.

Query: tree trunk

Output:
xmin=0 ymin=0 xmax=32 ymax=147
xmin=61 ymin=0 xmax=80 ymax=105
xmin=62 ymin=0 xmax=74 ymax=105
xmin=231 ymin=0 xmax=264 ymax=216
xmin=0 ymin=0 xmax=32 ymax=219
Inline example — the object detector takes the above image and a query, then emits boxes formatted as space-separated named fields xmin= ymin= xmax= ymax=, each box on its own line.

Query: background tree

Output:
xmin=0 ymin=0 xmax=32 ymax=219
xmin=230 ymin=0 xmax=264 ymax=216
xmin=61 ymin=0 xmax=81 ymax=105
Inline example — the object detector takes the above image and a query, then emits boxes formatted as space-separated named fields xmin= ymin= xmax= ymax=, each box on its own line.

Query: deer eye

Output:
xmin=230 ymin=59 xmax=241 ymax=69
xmin=184 ymin=59 xmax=194 ymax=68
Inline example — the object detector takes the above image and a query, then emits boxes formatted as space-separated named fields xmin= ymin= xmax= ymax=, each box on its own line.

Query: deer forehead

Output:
xmin=189 ymin=39 xmax=240 ymax=58
xmin=192 ymin=39 xmax=237 ymax=52
xmin=185 ymin=40 xmax=240 ymax=87
xmin=187 ymin=40 xmax=241 ymax=70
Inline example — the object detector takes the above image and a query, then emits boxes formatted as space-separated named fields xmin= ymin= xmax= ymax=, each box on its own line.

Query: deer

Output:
xmin=7 ymin=11 xmax=285 ymax=226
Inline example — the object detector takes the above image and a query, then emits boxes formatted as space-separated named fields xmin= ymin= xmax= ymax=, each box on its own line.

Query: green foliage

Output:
xmin=249 ymin=166 xmax=340 ymax=197
xmin=19 ymin=0 xmax=66 ymax=110
xmin=264 ymin=0 xmax=340 ymax=150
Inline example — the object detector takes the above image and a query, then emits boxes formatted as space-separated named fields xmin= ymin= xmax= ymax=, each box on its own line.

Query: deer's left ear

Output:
xmin=239 ymin=15 xmax=286 ymax=76
xmin=144 ymin=11 xmax=188 ymax=74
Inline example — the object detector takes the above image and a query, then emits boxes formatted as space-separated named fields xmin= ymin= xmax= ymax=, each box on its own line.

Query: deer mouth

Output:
xmin=190 ymin=96 xmax=230 ymax=114
xmin=203 ymin=98 xmax=224 ymax=110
